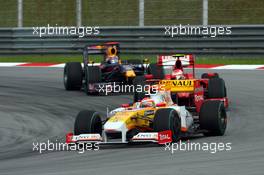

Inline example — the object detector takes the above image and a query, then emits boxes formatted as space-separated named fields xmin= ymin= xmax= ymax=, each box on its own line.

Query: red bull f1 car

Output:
xmin=63 ymin=42 xmax=145 ymax=95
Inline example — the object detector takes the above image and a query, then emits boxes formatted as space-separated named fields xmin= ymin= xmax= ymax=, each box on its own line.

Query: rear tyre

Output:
xmin=153 ymin=108 xmax=181 ymax=142
xmin=133 ymin=76 xmax=147 ymax=102
xmin=64 ymin=62 xmax=83 ymax=90
xmin=199 ymin=101 xmax=227 ymax=136
xmin=208 ymin=78 xmax=226 ymax=98
xmin=74 ymin=110 xmax=102 ymax=135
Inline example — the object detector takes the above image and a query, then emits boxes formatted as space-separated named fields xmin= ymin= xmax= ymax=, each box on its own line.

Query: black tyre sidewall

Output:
xmin=64 ymin=62 xmax=83 ymax=90
xmin=153 ymin=109 xmax=181 ymax=142
xmin=208 ymin=78 xmax=226 ymax=98
xmin=74 ymin=110 xmax=102 ymax=135
xmin=199 ymin=101 xmax=227 ymax=136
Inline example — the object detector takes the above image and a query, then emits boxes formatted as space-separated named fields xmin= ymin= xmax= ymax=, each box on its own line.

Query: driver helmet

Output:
xmin=172 ymin=69 xmax=185 ymax=80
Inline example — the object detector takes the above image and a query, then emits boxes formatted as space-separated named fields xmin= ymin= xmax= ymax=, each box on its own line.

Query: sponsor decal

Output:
xmin=132 ymin=132 xmax=158 ymax=140
xmin=159 ymin=80 xmax=194 ymax=92
xmin=66 ymin=133 xmax=102 ymax=143
xmin=194 ymin=94 xmax=204 ymax=102
xmin=158 ymin=130 xmax=172 ymax=144
xmin=144 ymin=110 xmax=155 ymax=116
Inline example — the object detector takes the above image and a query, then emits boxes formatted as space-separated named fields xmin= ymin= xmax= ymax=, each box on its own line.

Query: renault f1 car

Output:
xmin=63 ymin=42 xmax=145 ymax=95
xmin=133 ymin=54 xmax=228 ymax=108
xmin=66 ymin=83 xmax=227 ymax=145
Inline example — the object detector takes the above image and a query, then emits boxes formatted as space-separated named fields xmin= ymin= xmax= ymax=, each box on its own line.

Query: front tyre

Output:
xmin=64 ymin=62 xmax=83 ymax=90
xmin=153 ymin=108 xmax=181 ymax=142
xmin=74 ymin=110 xmax=102 ymax=135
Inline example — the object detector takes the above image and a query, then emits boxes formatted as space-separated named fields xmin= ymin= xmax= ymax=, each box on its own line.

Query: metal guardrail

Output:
xmin=0 ymin=25 xmax=264 ymax=55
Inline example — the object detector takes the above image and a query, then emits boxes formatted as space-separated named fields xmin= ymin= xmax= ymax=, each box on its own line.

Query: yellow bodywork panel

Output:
xmin=107 ymin=108 xmax=155 ymax=130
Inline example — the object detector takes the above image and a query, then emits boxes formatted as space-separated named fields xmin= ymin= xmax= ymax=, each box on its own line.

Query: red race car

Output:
xmin=133 ymin=54 xmax=228 ymax=112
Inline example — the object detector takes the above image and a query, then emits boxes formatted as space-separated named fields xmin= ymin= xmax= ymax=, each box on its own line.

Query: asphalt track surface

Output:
xmin=0 ymin=67 xmax=264 ymax=175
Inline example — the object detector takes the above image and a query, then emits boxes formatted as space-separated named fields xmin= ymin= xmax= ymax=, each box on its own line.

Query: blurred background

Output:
xmin=0 ymin=0 xmax=264 ymax=27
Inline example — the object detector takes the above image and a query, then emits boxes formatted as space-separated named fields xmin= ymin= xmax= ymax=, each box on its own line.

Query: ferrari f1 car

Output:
xmin=66 ymin=81 xmax=227 ymax=145
xmin=63 ymin=42 xmax=145 ymax=94
xmin=133 ymin=54 xmax=228 ymax=108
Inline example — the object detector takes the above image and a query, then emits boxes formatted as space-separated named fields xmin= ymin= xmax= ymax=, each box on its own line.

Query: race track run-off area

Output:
xmin=0 ymin=67 xmax=264 ymax=175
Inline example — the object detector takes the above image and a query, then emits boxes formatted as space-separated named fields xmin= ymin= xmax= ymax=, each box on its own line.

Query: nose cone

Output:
xmin=104 ymin=111 xmax=134 ymax=132
xmin=104 ymin=121 xmax=127 ymax=132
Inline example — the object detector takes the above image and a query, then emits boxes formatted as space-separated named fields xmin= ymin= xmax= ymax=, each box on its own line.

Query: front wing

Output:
xmin=66 ymin=130 xmax=172 ymax=145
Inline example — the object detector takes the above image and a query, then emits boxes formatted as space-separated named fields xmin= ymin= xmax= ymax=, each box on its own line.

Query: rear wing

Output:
xmin=83 ymin=42 xmax=120 ymax=65
xmin=157 ymin=54 xmax=195 ymax=78
xmin=157 ymin=54 xmax=195 ymax=67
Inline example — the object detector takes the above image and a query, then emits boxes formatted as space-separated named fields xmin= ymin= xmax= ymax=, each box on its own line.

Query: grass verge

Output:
xmin=0 ymin=55 xmax=264 ymax=65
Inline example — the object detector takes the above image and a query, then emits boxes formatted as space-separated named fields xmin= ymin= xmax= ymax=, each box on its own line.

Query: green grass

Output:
xmin=209 ymin=0 xmax=264 ymax=25
xmin=1 ymin=0 xmax=264 ymax=27
xmin=145 ymin=0 xmax=202 ymax=25
xmin=0 ymin=1 xmax=17 ymax=27
xmin=196 ymin=57 xmax=264 ymax=64
xmin=82 ymin=0 xmax=138 ymax=26
xmin=0 ymin=54 xmax=264 ymax=65
xmin=23 ymin=0 xmax=76 ymax=26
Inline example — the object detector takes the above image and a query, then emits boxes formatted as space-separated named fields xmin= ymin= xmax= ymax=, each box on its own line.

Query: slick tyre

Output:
xmin=74 ymin=110 xmax=102 ymax=135
xmin=153 ymin=108 xmax=181 ymax=142
xmin=64 ymin=62 xmax=83 ymax=90
xmin=208 ymin=78 xmax=226 ymax=98
xmin=199 ymin=101 xmax=227 ymax=136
